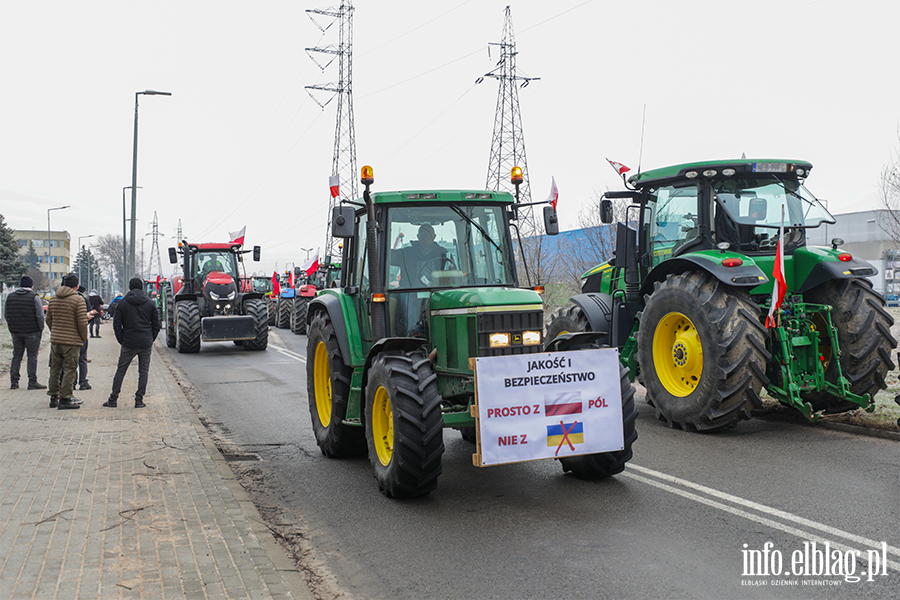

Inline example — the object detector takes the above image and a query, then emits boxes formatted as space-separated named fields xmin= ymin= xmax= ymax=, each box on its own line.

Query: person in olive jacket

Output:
xmin=5 ymin=275 xmax=46 ymax=390
xmin=46 ymin=273 xmax=88 ymax=410
xmin=104 ymin=278 xmax=161 ymax=408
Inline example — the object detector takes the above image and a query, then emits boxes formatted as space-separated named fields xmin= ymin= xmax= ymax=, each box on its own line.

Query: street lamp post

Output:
xmin=122 ymin=186 xmax=141 ymax=284
xmin=300 ymin=247 xmax=312 ymax=262
xmin=130 ymin=89 xmax=171 ymax=281
xmin=47 ymin=206 xmax=70 ymax=291
xmin=77 ymin=234 xmax=94 ymax=285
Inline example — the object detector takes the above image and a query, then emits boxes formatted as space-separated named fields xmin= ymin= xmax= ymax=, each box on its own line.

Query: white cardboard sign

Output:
xmin=473 ymin=348 xmax=623 ymax=467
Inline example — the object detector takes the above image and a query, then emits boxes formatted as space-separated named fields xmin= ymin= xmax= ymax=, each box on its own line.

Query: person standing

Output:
xmin=46 ymin=273 xmax=88 ymax=409
xmin=104 ymin=277 xmax=160 ymax=409
xmin=88 ymin=289 xmax=104 ymax=337
xmin=4 ymin=275 xmax=47 ymax=390
xmin=75 ymin=285 xmax=94 ymax=391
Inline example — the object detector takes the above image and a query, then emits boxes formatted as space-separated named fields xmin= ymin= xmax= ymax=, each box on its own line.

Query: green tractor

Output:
xmin=306 ymin=166 xmax=638 ymax=497
xmin=547 ymin=158 xmax=897 ymax=431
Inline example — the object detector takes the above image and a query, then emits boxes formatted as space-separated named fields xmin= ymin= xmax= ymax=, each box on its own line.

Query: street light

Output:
xmin=47 ymin=205 xmax=70 ymax=291
xmin=300 ymin=247 xmax=312 ymax=261
xmin=130 ymin=89 xmax=171 ymax=281
xmin=77 ymin=234 xmax=94 ymax=285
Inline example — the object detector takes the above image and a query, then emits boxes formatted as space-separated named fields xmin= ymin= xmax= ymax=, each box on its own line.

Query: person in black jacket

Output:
xmin=4 ymin=275 xmax=46 ymax=390
xmin=103 ymin=278 xmax=160 ymax=408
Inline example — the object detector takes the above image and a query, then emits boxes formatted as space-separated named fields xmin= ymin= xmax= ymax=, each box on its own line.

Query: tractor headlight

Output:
xmin=522 ymin=330 xmax=542 ymax=346
xmin=209 ymin=290 xmax=236 ymax=301
xmin=489 ymin=333 xmax=511 ymax=348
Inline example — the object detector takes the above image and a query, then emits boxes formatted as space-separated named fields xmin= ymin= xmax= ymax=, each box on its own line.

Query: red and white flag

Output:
xmin=271 ymin=270 xmax=280 ymax=296
xmin=765 ymin=206 xmax=787 ymax=328
xmin=228 ymin=226 xmax=246 ymax=245
xmin=289 ymin=264 xmax=296 ymax=289
xmin=329 ymin=174 xmax=340 ymax=198
xmin=301 ymin=248 xmax=320 ymax=277
xmin=606 ymin=158 xmax=631 ymax=176
xmin=545 ymin=177 xmax=559 ymax=210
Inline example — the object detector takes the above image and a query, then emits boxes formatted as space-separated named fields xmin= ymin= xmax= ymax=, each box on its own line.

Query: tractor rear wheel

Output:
xmin=291 ymin=297 xmax=309 ymax=335
xmin=307 ymin=312 xmax=365 ymax=457
xmin=175 ymin=301 xmax=201 ymax=354
xmin=802 ymin=278 xmax=896 ymax=412
xmin=276 ymin=297 xmax=290 ymax=328
xmin=243 ymin=299 xmax=268 ymax=351
xmin=266 ymin=297 xmax=276 ymax=326
xmin=637 ymin=271 xmax=769 ymax=431
xmin=365 ymin=351 xmax=444 ymax=498
xmin=165 ymin=290 xmax=176 ymax=348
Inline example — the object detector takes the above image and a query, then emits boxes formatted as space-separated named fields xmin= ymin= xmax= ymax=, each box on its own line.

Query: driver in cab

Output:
xmin=392 ymin=224 xmax=452 ymax=287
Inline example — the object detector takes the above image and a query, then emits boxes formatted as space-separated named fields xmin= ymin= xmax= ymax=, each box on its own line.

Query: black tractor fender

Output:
xmin=360 ymin=337 xmax=432 ymax=407
xmin=567 ymin=293 xmax=614 ymax=335
xmin=796 ymin=258 xmax=879 ymax=294
xmin=307 ymin=295 xmax=353 ymax=366
xmin=639 ymin=255 xmax=768 ymax=298
xmin=239 ymin=291 xmax=264 ymax=312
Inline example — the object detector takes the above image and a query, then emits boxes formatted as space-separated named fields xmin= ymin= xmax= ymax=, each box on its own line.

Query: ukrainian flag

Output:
xmin=546 ymin=422 xmax=584 ymax=448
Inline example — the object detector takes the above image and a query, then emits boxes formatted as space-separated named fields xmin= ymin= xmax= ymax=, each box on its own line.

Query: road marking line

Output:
xmin=623 ymin=471 xmax=900 ymax=571
xmin=271 ymin=346 xmax=306 ymax=363
xmin=628 ymin=464 xmax=900 ymax=558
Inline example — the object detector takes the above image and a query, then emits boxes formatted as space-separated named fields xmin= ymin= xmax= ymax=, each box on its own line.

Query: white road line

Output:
xmin=271 ymin=345 xmax=306 ymax=363
xmin=627 ymin=464 xmax=900 ymax=559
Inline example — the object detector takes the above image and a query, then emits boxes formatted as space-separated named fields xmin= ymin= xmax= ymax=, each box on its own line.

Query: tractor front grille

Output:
xmin=477 ymin=310 xmax=544 ymax=357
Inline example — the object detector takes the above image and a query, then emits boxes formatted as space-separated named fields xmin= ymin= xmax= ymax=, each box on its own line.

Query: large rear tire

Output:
xmin=801 ymin=278 xmax=896 ymax=412
xmin=175 ymin=301 xmax=201 ymax=354
xmin=243 ymin=299 xmax=268 ymax=351
xmin=291 ymin=297 xmax=309 ymax=335
xmin=266 ymin=296 xmax=276 ymax=326
xmin=637 ymin=271 xmax=769 ymax=431
xmin=275 ymin=297 xmax=290 ymax=329
xmin=365 ymin=351 xmax=444 ymax=498
xmin=165 ymin=291 xmax=176 ymax=348
xmin=307 ymin=312 xmax=365 ymax=457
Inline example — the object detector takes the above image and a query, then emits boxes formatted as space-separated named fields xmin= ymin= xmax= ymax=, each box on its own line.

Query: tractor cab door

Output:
xmin=645 ymin=183 xmax=701 ymax=268
xmin=349 ymin=211 xmax=373 ymax=352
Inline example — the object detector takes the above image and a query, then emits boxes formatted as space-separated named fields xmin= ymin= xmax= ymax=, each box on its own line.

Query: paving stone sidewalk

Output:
xmin=0 ymin=330 xmax=312 ymax=599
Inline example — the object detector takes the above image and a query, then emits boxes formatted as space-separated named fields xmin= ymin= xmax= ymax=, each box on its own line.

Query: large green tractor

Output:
xmin=548 ymin=158 xmax=896 ymax=431
xmin=306 ymin=166 xmax=638 ymax=497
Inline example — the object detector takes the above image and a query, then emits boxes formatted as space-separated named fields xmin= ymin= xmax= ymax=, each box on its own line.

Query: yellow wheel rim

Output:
xmin=371 ymin=386 xmax=394 ymax=467
xmin=652 ymin=312 xmax=702 ymax=397
xmin=313 ymin=341 xmax=332 ymax=427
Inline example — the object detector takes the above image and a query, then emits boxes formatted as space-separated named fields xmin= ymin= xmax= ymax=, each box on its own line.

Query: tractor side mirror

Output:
xmin=168 ymin=247 xmax=178 ymax=264
xmin=600 ymin=199 xmax=613 ymax=224
xmin=543 ymin=205 xmax=559 ymax=236
xmin=748 ymin=198 xmax=767 ymax=220
xmin=253 ymin=246 xmax=261 ymax=261
xmin=332 ymin=206 xmax=356 ymax=238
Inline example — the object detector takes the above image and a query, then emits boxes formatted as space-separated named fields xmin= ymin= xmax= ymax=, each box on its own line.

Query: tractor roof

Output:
xmin=369 ymin=190 xmax=514 ymax=205
xmin=628 ymin=159 xmax=813 ymax=187
xmin=183 ymin=242 xmax=242 ymax=252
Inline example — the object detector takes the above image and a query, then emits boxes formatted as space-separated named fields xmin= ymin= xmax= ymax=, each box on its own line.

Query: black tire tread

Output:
xmin=243 ymin=299 xmax=268 ymax=350
xmin=176 ymin=301 xmax=201 ymax=354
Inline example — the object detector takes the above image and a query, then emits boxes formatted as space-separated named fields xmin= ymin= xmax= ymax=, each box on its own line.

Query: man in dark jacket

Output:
xmin=4 ymin=275 xmax=46 ymax=390
xmin=88 ymin=289 xmax=104 ymax=337
xmin=104 ymin=277 xmax=161 ymax=408
xmin=46 ymin=273 xmax=88 ymax=409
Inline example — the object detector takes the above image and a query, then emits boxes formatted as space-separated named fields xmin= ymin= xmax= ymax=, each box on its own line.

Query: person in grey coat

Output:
xmin=4 ymin=275 xmax=46 ymax=390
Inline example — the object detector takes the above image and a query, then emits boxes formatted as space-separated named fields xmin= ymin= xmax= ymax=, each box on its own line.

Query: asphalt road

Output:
xmin=160 ymin=328 xmax=900 ymax=600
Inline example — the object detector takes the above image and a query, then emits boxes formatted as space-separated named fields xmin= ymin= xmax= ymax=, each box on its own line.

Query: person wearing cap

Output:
xmin=4 ymin=275 xmax=46 ymax=390
xmin=104 ymin=277 xmax=160 ymax=409
xmin=45 ymin=273 xmax=89 ymax=409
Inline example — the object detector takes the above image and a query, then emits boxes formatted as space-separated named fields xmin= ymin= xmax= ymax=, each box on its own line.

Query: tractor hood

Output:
xmin=429 ymin=287 xmax=542 ymax=313
xmin=203 ymin=272 xmax=237 ymax=301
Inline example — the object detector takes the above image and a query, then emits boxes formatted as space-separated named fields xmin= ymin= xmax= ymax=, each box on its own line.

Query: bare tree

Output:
xmin=92 ymin=234 xmax=126 ymax=292
xmin=878 ymin=127 xmax=900 ymax=245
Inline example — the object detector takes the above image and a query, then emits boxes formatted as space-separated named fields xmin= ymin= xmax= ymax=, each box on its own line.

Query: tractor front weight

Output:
xmin=764 ymin=298 xmax=871 ymax=419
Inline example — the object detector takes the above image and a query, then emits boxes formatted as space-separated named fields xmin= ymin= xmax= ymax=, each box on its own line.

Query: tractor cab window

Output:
xmin=646 ymin=184 xmax=700 ymax=267
xmin=712 ymin=177 xmax=835 ymax=252
xmin=195 ymin=252 xmax=237 ymax=286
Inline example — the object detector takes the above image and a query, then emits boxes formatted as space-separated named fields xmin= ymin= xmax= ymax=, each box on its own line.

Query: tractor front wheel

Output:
xmin=637 ymin=272 xmax=769 ymax=431
xmin=291 ymin=297 xmax=309 ymax=335
xmin=266 ymin=297 xmax=276 ymax=326
xmin=802 ymin=278 xmax=896 ymax=412
xmin=307 ymin=312 xmax=365 ymax=457
xmin=545 ymin=304 xmax=591 ymax=344
xmin=243 ymin=299 xmax=268 ymax=351
xmin=175 ymin=301 xmax=201 ymax=354
xmin=276 ymin=297 xmax=291 ymax=329
xmin=365 ymin=351 xmax=444 ymax=498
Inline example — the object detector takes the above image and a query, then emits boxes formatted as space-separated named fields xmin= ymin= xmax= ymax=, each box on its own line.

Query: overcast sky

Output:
xmin=2 ymin=0 xmax=898 ymax=277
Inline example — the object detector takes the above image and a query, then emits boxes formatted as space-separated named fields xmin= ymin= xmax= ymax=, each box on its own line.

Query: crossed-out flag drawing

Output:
xmin=544 ymin=392 xmax=584 ymax=455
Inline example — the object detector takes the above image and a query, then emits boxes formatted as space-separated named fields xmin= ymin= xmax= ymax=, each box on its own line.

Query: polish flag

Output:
xmin=765 ymin=207 xmax=787 ymax=328
xmin=289 ymin=264 xmax=296 ymax=289
xmin=271 ymin=271 xmax=280 ymax=296
xmin=606 ymin=158 xmax=631 ymax=176
xmin=228 ymin=226 xmax=246 ymax=245
xmin=301 ymin=248 xmax=320 ymax=277
xmin=545 ymin=177 xmax=559 ymax=210
xmin=329 ymin=174 xmax=340 ymax=198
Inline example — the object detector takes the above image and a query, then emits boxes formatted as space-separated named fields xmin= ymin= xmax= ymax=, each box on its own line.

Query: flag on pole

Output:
xmin=155 ymin=275 xmax=161 ymax=295
xmin=765 ymin=206 xmax=787 ymax=328
xmin=289 ymin=264 xmax=295 ymax=289
xmin=301 ymin=248 xmax=320 ymax=277
xmin=606 ymin=158 xmax=631 ymax=176
xmin=393 ymin=230 xmax=404 ymax=249
xmin=545 ymin=177 xmax=559 ymax=210
xmin=228 ymin=226 xmax=246 ymax=245
xmin=329 ymin=174 xmax=340 ymax=198
xmin=271 ymin=271 xmax=280 ymax=296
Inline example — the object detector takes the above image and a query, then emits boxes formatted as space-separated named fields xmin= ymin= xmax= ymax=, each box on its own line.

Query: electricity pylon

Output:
xmin=306 ymin=2 xmax=357 ymax=264
xmin=148 ymin=211 xmax=163 ymax=278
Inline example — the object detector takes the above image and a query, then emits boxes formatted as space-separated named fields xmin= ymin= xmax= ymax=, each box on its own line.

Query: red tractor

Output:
xmin=164 ymin=241 xmax=268 ymax=353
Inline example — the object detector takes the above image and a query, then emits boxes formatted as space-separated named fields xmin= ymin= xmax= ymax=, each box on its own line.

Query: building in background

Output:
xmin=12 ymin=229 xmax=71 ymax=290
